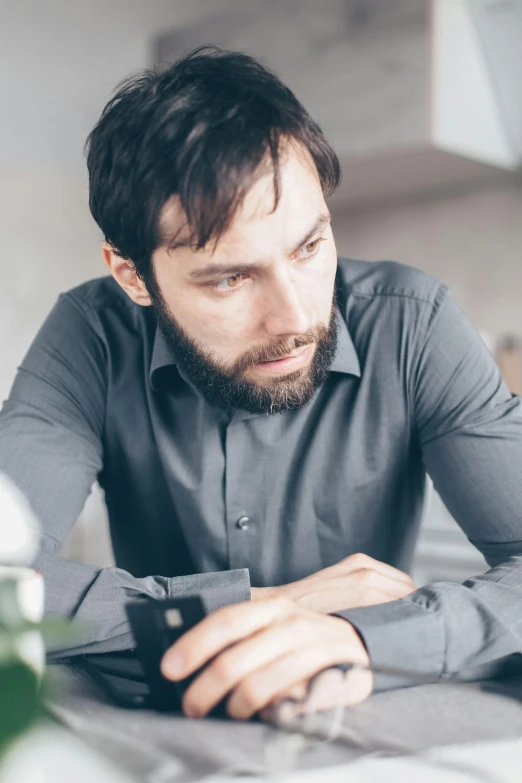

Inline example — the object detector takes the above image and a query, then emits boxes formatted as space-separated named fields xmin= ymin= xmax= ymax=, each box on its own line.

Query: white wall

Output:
xmin=331 ymin=180 xmax=522 ymax=344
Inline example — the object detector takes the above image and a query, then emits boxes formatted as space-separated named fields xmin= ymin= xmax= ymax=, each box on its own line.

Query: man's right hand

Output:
xmin=251 ymin=553 xmax=416 ymax=614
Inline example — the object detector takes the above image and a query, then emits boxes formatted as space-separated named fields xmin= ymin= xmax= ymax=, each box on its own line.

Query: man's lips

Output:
xmin=253 ymin=344 xmax=314 ymax=375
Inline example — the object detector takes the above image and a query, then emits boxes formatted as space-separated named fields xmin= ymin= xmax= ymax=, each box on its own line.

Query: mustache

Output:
xmin=231 ymin=324 xmax=329 ymax=376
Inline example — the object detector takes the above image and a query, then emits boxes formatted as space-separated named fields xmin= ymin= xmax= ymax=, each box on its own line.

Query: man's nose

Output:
xmin=260 ymin=276 xmax=312 ymax=338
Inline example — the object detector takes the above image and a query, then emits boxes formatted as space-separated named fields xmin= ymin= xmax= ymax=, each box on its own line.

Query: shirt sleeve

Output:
xmin=0 ymin=294 xmax=251 ymax=657
xmin=338 ymin=287 xmax=522 ymax=690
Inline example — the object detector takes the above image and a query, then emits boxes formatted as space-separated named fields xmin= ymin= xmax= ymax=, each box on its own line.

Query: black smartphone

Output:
xmin=125 ymin=595 xmax=209 ymax=712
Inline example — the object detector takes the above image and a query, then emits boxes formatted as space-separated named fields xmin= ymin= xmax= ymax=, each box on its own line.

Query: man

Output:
xmin=1 ymin=46 xmax=522 ymax=721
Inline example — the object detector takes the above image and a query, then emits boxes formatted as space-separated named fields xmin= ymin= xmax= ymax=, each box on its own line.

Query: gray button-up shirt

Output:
xmin=2 ymin=258 xmax=522 ymax=688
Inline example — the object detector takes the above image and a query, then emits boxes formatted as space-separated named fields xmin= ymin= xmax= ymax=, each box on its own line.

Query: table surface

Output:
xmin=46 ymin=663 xmax=522 ymax=782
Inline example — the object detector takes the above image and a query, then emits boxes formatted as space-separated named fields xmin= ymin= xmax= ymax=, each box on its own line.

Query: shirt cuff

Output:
xmin=336 ymin=598 xmax=445 ymax=692
xmin=168 ymin=568 xmax=251 ymax=614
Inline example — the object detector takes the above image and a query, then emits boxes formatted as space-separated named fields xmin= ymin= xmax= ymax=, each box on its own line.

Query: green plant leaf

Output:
xmin=0 ymin=661 xmax=41 ymax=757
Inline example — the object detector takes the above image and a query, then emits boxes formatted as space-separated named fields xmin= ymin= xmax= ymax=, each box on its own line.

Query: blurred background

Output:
xmin=1 ymin=0 xmax=522 ymax=586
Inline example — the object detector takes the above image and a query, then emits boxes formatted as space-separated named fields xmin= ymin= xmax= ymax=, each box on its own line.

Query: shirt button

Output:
xmin=236 ymin=515 xmax=251 ymax=531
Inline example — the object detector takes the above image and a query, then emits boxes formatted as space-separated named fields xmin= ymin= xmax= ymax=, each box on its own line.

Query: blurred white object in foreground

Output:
xmin=0 ymin=725 xmax=133 ymax=783
xmin=0 ymin=473 xmax=44 ymax=674
xmin=0 ymin=565 xmax=45 ymax=677
xmin=0 ymin=473 xmax=39 ymax=565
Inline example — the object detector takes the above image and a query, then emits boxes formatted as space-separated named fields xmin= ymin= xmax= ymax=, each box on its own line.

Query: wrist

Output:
xmin=333 ymin=615 xmax=371 ymax=666
xmin=251 ymin=585 xmax=280 ymax=601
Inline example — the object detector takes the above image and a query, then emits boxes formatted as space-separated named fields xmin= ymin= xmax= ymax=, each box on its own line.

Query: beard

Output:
xmin=149 ymin=282 xmax=340 ymax=415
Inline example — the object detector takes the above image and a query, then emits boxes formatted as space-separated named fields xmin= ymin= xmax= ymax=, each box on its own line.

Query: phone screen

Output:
xmin=125 ymin=595 xmax=208 ymax=711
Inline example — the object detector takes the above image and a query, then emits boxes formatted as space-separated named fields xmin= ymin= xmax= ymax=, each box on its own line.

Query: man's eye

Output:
xmin=298 ymin=238 xmax=325 ymax=259
xmin=213 ymin=273 xmax=248 ymax=291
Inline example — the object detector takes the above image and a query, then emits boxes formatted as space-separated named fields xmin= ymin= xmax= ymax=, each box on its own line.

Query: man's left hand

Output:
xmin=160 ymin=596 xmax=372 ymax=720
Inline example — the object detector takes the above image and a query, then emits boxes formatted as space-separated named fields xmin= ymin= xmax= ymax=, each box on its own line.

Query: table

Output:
xmin=47 ymin=663 xmax=522 ymax=782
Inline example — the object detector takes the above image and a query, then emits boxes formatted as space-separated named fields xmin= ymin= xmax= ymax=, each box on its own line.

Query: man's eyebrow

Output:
xmin=188 ymin=212 xmax=332 ymax=281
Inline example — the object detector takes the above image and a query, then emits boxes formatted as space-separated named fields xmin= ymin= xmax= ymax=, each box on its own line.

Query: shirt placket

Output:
xmin=224 ymin=416 xmax=260 ymax=573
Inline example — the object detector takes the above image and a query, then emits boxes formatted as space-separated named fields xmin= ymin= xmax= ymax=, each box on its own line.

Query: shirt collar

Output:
xmin=329 ymin=308 xmax=361 ymax=377
xmin=150 ymin=327 xmax=175 ymax=390
xmin=150 ymin=307 xmax=360 ymax=389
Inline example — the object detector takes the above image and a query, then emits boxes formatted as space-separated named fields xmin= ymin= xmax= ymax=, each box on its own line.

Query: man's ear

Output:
xmin=102 ymin=243 xmax=152 ymax=306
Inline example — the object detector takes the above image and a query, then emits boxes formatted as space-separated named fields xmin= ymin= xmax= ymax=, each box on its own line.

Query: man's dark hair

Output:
xmin=85 ymin=45 xmax=341 ymax=288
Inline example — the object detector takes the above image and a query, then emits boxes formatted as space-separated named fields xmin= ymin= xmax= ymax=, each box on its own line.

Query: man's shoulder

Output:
xmin=336 ymin=258 xmax=447 ymax=307
xmin=63 ymin=275 xmax=132 ymax=312
xmin=58 ymin=276 xmax=148 ymax=343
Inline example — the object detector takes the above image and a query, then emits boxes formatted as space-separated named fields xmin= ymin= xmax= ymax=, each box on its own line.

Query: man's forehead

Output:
xmin=159 ymin=207 xmax=329 ymax=275
xmin=157 ymin=143 xmax=322 ymax=258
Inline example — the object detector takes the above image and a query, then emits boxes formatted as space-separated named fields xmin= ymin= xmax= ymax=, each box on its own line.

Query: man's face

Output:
xmin=150 ymin=143 xmax=339 ymax=414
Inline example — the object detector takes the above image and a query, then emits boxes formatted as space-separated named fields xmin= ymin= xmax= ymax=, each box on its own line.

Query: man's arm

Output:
xmin=339 ymin=286 xmax=522 ymax=690
xmin=0 ymin=293 xmax=250 ymax=657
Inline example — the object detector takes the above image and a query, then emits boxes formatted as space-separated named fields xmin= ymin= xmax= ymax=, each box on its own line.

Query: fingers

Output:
xmin=180 ymin=613 xmax=327 ymax=717
xmin=258 ymin=678 xmax=309 ymax=724
xmin=352 ymin=586 xmax=414 ymax=607
xmin=168 ymin=607 xmax=371 ymax=720
xmin=341 ymin=553 xmax=415 ymax=587
xmin=302 ymin=667 xmax=348 ymax=713
xmin=339 ymin=570 xmax=416 ymax=607
xmin=226 ymin=642 xmax=373 ymax=720
xmin=161 ymin=596 xmax=294 ymax=681
xmin=362 ymin=555 xmax=414 ymax=584
xmin=364 ymin=576 xmax=415 ymax=601
xmin=261 ymin=665 xmax=370 ymax=726
xmin=261 ymin=668 xmax=347 ymax=726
